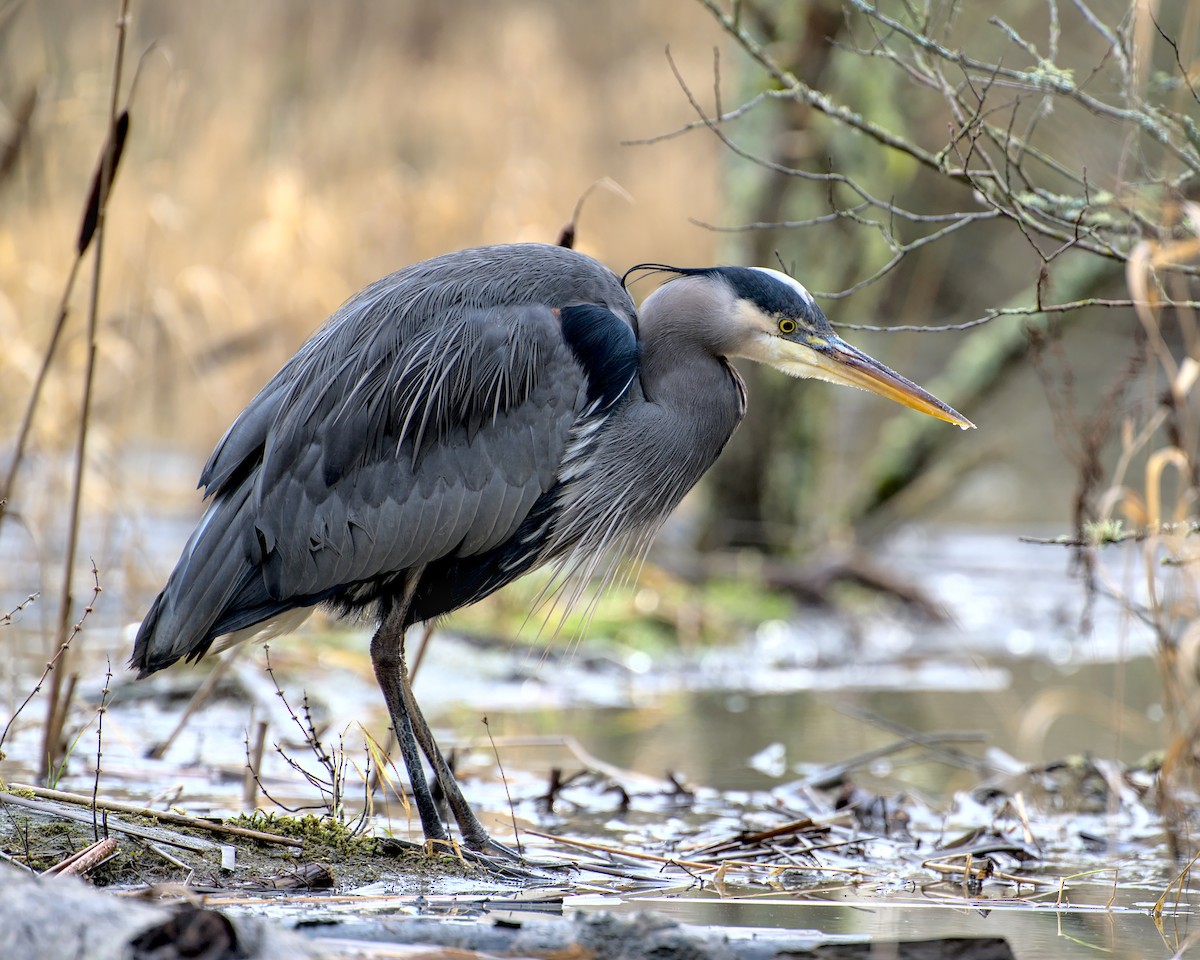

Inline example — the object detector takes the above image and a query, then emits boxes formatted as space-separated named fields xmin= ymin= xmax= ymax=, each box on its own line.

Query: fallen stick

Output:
xmin=803 ymin=731 xmax=992 ymax=790
xmin=5 ymin=783 xmax=303 ymax=848
xmin=526 ymin=829 xmax=865 ymax=880
xmin=45 ymin=836 xmax=120 ymax=876
xmin=1 ymin=792 xmax=214 ymax=853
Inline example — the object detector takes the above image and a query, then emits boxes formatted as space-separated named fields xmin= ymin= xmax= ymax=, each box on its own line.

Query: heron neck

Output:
xmin=637 ymin=284 xmax=743 ymax=410
xmin=636 ymin=305 xmax=746 ymax=457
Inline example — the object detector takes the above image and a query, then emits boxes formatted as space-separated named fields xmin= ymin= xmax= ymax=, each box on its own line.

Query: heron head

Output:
xmin=630 ymin=264 xmax=974 ymax=430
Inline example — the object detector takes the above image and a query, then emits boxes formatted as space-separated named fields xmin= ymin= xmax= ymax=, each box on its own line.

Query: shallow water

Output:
xmin=593 ymin=894 xmax=1185 ymax=960
xmin=0 ymin=525 xmax=1193 ymax=958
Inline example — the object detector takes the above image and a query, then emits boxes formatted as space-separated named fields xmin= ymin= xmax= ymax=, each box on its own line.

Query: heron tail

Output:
xmin=130 ymin=486 xmax=271 ymax=677
xmin=130 ymin=589 xmax=173 ymax=677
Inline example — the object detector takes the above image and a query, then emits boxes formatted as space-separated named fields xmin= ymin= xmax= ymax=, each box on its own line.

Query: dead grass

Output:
xmin=0 ymin=1 xmax=727 ymax=636
xmin=1083 ymin=202 xmax=1200 ymax=845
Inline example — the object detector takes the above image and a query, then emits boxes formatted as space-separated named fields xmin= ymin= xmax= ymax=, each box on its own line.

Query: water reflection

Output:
xmin=467 ymin=655 xmax=1164 ymax=799
xmin=594 ymin=894 xmax=1178 ymax=960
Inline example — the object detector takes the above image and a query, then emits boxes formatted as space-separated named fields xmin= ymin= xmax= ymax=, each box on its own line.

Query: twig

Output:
xmin=527 ymin=829 xmax=722 ymax=873
xmin=845 ymin=0 xmax=1199 ymax=173
xmin=527 ymin=829 xmax=867 ymax=881
xmin=0 ymin=260 xmax=84 ymax=531
xmin=802 ymin=732 xmax=990 ymax=791
xmin=1016 ymin=520 xmax=1200 ymax=547
xmin=836 ymin=297 xmax=1200 ymax=334
xmin=482 ymin=716 xmax=522 ymax=857
xmin=688 ymin=0 xmax=1200 ymax=313
xmin=4 ymin=783 xmax=304 ymax=848
xmin=44 ymin=836 xmax=119 ymax=877
xmin=243 ymin=719 xmax=268 ymax=813
xmin=144 ymin=841 xmax=195 ymax=878
xmin=0 ymin=566 xmax=100 ymax=754
xmin=242 ymin=738 xmax=304 ymax=815
xmin=262 ymin=646 xmax=348 ymax=818
xmin=831 ymin=703 xmax=997 ymax=775
xmin=42 ymin=0 xmax=132 ymax=782
xmin=621 ymin=90 xmax=770 ymax=146
xmin=407 ymin=622 xmax=437 ymax=683
xmin=0 ymin=592 xmax=38 ymax=627
xmin=0 ymin=849 xmax=35 ymax=873
xmin=693 ymin=0 xmax=946 ymax=172
xmin=0 ymin=792 xmax=213 ymax=854
xmin=92 ymin=657 xmax=113 ymax=840
xmin=146 ymin=649 xmax=239 ymax=760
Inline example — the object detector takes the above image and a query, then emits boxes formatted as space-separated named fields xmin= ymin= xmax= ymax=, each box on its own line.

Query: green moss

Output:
xmin=444 ymin=569 xmax=794 ymax=654
xmin=227 ymin=811 xmax=471 ymax=879
xmin=229 ymin=811 xmax=365 ymax=855
xmin=2 ymin=817 xmax=94 ymax=873
xmin=0 ymin=802 xmax=470 ymax=890
xmin=1083 ymin=519 xmax=1127 ymax=545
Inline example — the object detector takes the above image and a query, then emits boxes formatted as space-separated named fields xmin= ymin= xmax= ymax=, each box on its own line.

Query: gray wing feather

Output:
xmin=245 ymin=304 xmax=586 ymax=599
xmin=135 ymin=486 xmax=259 ymax=670
xmin=134 ymin=243 xmax=636 ymax=671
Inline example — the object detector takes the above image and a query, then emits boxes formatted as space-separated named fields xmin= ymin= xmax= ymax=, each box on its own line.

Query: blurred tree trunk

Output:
xmin=700 ymin=0 xmax=847 ymax=553
xmin=692 ymin=0 xmax=1200 ymax=556
xmin=852 ymin=254 xmax=1120 ymax=534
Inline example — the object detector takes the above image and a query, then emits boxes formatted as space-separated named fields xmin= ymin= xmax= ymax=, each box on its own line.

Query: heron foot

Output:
xmin=459 ymin=842 xmax=573 ymax=881
xmin=419 ymin=830 xmax=570 ymax=881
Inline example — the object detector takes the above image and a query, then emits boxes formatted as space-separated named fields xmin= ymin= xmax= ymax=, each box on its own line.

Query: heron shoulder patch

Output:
xmin=558 ymin=304 xmax=638 ymax=412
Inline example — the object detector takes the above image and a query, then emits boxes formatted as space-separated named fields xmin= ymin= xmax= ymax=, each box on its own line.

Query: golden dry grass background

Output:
xmin=0 ymin=0 xmax=733 ymax=625
xmin=2 ymin=0 xmax=731 ymax=435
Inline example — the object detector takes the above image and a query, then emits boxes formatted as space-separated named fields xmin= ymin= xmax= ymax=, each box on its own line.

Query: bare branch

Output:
xmin=845 ymin=0 xmax=1200 ymax=175
xmin=622 ymin=89 xmax=770 ymax=146
xmin=1069 ymin=0 xmax=1131 ymax=87
xmin=685 ymin=0 xmax=1200 ymax=307
xmin=1151 ymin=13 xmax=1200 ymax=107
xmin=694 ymin=0 xmax=951 ymax=174
xmin=837 ymin=297 xmax=1200 ymax=334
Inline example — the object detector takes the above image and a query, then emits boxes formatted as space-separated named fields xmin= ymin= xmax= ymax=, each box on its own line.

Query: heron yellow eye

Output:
xmin=778 ymin=318 xmax=797 ymax=335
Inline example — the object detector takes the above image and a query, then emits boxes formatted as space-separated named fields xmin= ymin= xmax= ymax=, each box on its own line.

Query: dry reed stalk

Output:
xmin=43 ymin=836 xmax=120 ymax=877
xmin=145 ymin=651 xmax=238 ymax=760
xmin=36 ymin=1 xmax=133 ymax=783
xmin=0 ymin=568 xmax=99 ymax=755
xmin=243 ymin=719 xmax=268 ymax=813
xmin=0 ymin=109 xmax=129 ymax=530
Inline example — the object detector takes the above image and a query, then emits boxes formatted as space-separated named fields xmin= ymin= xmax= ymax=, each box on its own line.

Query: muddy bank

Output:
xmin=0 ymin=865 xmax=315 ymax=960
xmin=0 ymin=864 xmax=1015 ymax=960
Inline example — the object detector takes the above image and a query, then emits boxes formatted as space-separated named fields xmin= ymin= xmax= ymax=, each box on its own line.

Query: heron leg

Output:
xmin=397 ymin=677 xmax=498 ymax=853
xmin=372 ymin=572 xmax=518 ymax=859
xmin=369 ymin=594 xmax=449 ymax=846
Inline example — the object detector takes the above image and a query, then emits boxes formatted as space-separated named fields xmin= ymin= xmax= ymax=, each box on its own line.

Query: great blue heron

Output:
xmin=131 ymin=242 xmax=972 ymax=855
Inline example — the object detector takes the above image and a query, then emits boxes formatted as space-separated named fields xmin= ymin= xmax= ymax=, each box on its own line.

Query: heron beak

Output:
xmin=789 ymin=335 xmax=975 ymax=430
